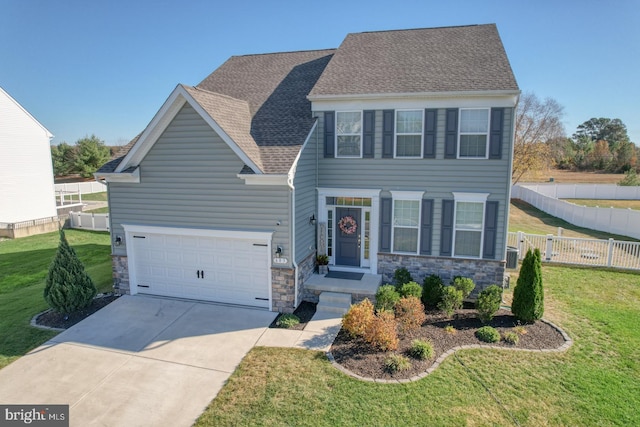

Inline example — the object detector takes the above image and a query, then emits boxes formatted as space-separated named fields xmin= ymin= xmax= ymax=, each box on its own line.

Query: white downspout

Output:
xmin=288 ymin=175 xmax=298 ymax=309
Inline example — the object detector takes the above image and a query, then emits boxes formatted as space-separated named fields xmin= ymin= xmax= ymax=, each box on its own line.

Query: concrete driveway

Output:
xmin=0 ymin=295 xmax=277 ymax=426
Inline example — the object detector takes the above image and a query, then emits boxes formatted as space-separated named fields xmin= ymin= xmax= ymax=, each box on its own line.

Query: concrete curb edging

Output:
xmin=325 ymin=318 xmax=573 ymax=384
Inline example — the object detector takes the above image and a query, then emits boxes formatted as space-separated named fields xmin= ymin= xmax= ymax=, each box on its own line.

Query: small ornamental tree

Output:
xmin=44 ymin=229 xmax=97 ymax=314
xmin=512 ymin=248 xmax=544 ymax=323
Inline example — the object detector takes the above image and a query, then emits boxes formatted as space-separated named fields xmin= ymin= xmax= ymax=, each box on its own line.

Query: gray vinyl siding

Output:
xmin=312 ymin=107 xmax=514 ymax=260
xmin=293 ymin=128 xmax=319 ymax=263
xmin=109 ymin=104 xmax=291 ymax=263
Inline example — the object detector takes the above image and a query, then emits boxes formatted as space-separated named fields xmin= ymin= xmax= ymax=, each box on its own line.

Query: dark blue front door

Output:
xmin=335 ymin=207 xmax=360 ymax=266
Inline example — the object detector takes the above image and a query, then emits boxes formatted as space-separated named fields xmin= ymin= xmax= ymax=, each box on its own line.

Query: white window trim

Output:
xmin=457 ymin=108 xmax=490 ymax=160
xmin=394 ymin=109 xmax=423 ymax=159
xmin=390 ymin=191 xmax=424 ymax=254
xmin=451 ymin=192 xmax=489 ymax=259
xmin=335 ymin=110 xmax=363 ymax=159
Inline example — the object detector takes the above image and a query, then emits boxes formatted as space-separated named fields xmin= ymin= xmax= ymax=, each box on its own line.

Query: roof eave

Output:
xmin=308 ymin=89 xmax=521 ymax=102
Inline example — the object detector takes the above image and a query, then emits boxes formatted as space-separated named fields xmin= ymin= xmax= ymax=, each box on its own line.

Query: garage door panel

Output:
xmin=131 ymin=230 xmax=270 ymax=308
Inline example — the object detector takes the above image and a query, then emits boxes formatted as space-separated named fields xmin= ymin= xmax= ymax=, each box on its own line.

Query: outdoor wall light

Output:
xmin=309 ymin=214 xmax=316 ymax=225
xmin=275 ymin=246 xmax=283 ymax=257
xmin=114 ymin=235 xmax=122 ymax=246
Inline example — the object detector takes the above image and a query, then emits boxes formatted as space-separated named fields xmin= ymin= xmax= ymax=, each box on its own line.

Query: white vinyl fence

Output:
xmin=507 ymin=231 xmax=640 ymax=271
xmin=512 ymin=185 xmax=640 ymax=240
xmin=54 ymin=181 xmax=106 ymax=194
xmin=517 ymin=183 xmax=640 ymax=200
xmin=68 ymin=212 xmax=109 ymax=231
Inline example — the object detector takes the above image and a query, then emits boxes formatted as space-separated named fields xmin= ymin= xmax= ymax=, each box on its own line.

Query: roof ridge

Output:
xmin=353 ymin=23 xmax=493 ymax=35
xmin=229 ymin=48 xmax=336 ymax=59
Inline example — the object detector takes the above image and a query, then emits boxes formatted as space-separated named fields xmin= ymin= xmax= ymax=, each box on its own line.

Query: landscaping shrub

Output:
xmin=503 ymin=331 xmax=520 ymax=345
xmin=44 ymin=229 xmax=97 ymax=315
xmin=383 ymin=354 xmax=411 ymax=373
xmin=408 ymin=339 xmax=434 ymax=360
xmin=375 ymin=285 xmax=400 ymax=312
xmin=364 ymin=310 xmax=398 ymax=351
xmin=276 ymin=314 xmax=300 ymax=328
xmin=342 ymin=299 xmax=374 ymax=338
xmin=422 ymin=274 xmax=444 ymax=310
xmin=514 ymin=325 xmax=528 ymax=335
xmin=512 ymin=248 xmax=544 ymax=323
xmin=475 ymin=326 xmax=500 ymax=343
xmin=437 ymin=286 xmax=463 ymax=317
xmin=452 ymin=276 xmax=475 ymax=299
xmin=394 ymin=296 xmax=426 ymax=334
xmin=444 ymin=325 xmax=457 ymax=334
xmin=399 ymin=281 xmax=422 ymax=299
xmin=393 ymin=267 xmax=413 ymax=288
xmin=476 ymin=284 xmax=503 ymax=323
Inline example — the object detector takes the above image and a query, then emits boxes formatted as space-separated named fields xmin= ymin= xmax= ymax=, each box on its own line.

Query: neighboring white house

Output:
xmin=0 ymin=87 xmax=57 ymax=235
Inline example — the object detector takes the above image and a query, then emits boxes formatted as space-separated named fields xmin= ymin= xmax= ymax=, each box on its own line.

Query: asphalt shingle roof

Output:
xmin=309 ymin=24 xmax=518 ymax=97
xmin=99 ymin=24 xmax=518 ymax=175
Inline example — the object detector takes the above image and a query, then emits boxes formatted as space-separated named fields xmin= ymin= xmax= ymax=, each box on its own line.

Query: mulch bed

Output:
xmin=330 ymin=308 xmax=567 ymax=380
xmin=35 ymin=294 xmax=120 ymax=329
xmin=269 ymin=301 xmax=317 ymax=330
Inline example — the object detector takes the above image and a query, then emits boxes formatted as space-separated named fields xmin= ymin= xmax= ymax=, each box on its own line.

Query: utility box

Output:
xmin=506 ymin=246 xmax=519 ymax=269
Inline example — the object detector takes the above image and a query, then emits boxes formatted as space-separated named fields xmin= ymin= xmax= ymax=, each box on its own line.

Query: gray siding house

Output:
xmin=98 ymin=24 xmax=519 ymax=313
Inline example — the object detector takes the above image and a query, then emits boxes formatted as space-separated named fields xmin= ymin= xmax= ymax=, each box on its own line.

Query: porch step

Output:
xmin=316 ymin=292 xmax=352 ymax=315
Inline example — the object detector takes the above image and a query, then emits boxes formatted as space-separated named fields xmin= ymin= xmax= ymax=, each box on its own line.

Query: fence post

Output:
xmin=517 ymin=231 xmax=524 ymax=259
xmin=545 ymin=234 xmax=553 ymax=261
xmin=607 ymin=238 xmax=614 ymax=267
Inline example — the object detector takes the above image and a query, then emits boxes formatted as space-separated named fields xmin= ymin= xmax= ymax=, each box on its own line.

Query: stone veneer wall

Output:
xmin=271 ymin=267 xmax=296 ymax=313
xmin=111 ymin=255 xmax=130 ymax=295
xmin=378 ymin=253 xmax=506 ymax=296
xmin=297 ymin=252 xmax=316 ymax=305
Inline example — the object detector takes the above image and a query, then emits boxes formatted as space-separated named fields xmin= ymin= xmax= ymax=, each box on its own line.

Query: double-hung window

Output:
xmin=336 ymin=111 xmax=362 ymax=157
xmin=452 ymin=192 xmax=488 ymax=258
xmin=395 ymin=110 xmax=423 ymax=157
xmin=391 ymin=191 xmax=423 ymax=253
xmin=458 ymin=108 xmax=490 ymax=158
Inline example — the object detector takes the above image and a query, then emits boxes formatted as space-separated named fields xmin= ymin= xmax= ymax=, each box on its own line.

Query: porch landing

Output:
xmin=304 ymin=273 xmax=382 ymax=297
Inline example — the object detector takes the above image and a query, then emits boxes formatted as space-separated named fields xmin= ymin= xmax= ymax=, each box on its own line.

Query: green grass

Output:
xmin=64 ymin=192 xmax=108 ymax=202
xmin=196 ymin=266 xmax=640 ymax=426
xmin=0 ymin=229 xmax=112 ymax=369
xmin=509 ymin=199 xmax=638 ymax=241
xmin=86 ymin=207 xmax=110 ymax=214
xmin=561 ymin=198 xmax=640 ymax=210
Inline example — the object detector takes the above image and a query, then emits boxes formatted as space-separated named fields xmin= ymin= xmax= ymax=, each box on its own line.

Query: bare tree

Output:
xmin=513 ymin=92 xmax=565 ymax=183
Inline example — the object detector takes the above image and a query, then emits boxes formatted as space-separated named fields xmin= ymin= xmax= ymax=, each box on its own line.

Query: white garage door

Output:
xmin=126 ymin=226 xmax=271 ymax=308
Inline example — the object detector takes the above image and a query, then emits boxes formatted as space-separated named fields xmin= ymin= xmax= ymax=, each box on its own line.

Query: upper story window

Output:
xmin=395 ymin=110 xmax=423 ymax=158
xmin=336 ymin=111 xmax=362 ymax=157
xmin=458 ymin=108 xmax=490 ymax=158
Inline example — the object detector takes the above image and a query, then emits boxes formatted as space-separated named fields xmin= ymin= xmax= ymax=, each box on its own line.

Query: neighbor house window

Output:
xmin=458 ymin=108 xmax=489 ymax=158
xmin=452 ymin=192 xmax=488 ymax=258
xmin=336 ymin=111 xmax=362 ymax=157
xmin=391 ymin=191 xmax=423 ymax=253
xmin=395 ymin=110 xmax=423 ymax=157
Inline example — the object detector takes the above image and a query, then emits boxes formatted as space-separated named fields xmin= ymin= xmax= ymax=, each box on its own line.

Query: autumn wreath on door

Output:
xmin=338 ymin=215 xmax=358 ymax=235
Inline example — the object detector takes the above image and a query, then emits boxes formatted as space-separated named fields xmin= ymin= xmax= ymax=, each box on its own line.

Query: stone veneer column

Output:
xmin=111 ymin=255 xmax=130 ymax=295
xmin=271 ymin=267 xmax=296 ymax=313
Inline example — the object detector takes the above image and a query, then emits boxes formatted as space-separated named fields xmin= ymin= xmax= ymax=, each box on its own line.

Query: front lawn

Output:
xmin=196 ymin=266 xmax=640 ymax=426
xmin=0 ymin=230 xmax=111 ymax=369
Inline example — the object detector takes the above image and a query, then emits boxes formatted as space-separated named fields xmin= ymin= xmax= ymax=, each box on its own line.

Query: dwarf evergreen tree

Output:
xmin=44 ymin=229 xmax=96 ymax=314
xmin=512 ymin=248 xmax=544 ymax=322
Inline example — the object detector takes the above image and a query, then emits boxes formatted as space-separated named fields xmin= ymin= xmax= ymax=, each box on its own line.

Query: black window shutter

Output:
xmin=483 ymin=201 xmax=499 ymax=259
xmin=444 ymin=109 xmax=458 ymax=159
xmin=420 ymin=199 xmax=434 ymax=255
xmin=380 ymin=197 xmax=392 ymax=252
xmin=440 ymin=199 xmax=454 ymax=256
xmin=363 ymin=110 xmax=375 ymax=158
xmin=324 ymin=111 xmax=335 ymax=158
xmin=489 ymin=108 xmax=504 ymax=159
xmin=382 ymin=110 xmax=394 ymax=158
xmin=424 ymin=109 xmax=437 ymax=158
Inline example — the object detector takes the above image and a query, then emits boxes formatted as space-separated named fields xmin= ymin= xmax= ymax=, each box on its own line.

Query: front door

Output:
xmin=335 ymin=207 xmax=361 ymax=266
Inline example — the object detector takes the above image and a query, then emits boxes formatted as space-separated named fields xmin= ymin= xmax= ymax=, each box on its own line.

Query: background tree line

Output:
xmin=513 ymin=92 xmax=638 ymax=184
xmin=51 ymin=135 xmax=114 ymax=178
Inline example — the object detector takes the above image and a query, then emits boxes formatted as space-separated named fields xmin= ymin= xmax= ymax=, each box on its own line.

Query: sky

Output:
xmin=1 ymin=0 xmax=639 ymax=146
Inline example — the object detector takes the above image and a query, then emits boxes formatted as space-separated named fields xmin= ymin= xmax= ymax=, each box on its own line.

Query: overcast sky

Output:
xmin=1 ymin=0 xmax=638 ymax=146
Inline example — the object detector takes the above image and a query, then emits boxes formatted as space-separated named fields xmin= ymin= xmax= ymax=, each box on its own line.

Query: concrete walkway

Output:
xmin=0 ymin=296 xmax=342 ymax=427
